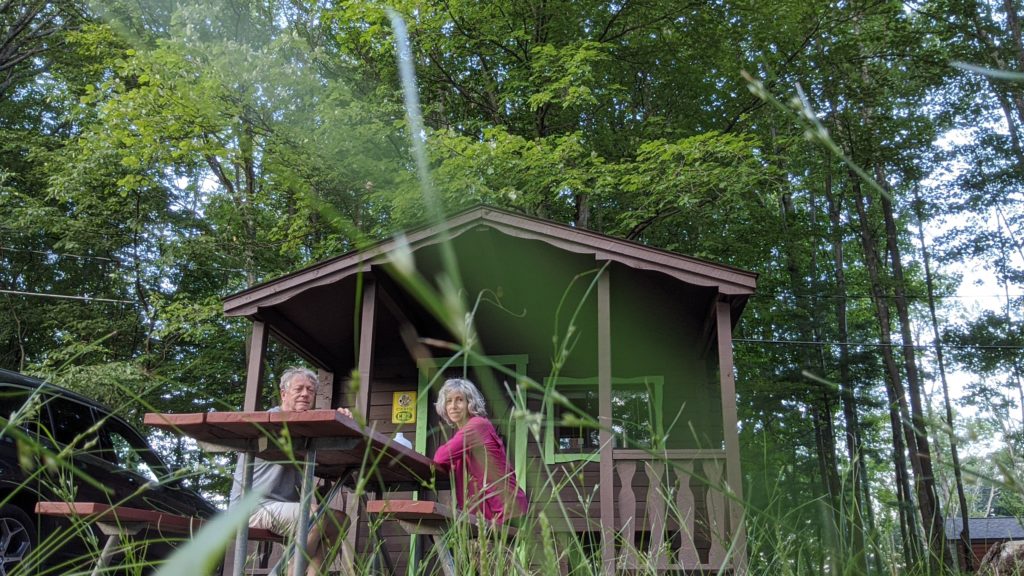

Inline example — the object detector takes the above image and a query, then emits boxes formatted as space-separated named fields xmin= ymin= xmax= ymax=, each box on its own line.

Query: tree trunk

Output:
xmin=778 ymin=142 xmax=843 ymax=531
xmin=851 ymin=175 xmax=923 ymax=567
xmin=913 ymin=186 xmax=972 ymax=571
xmin=824 ymin=168 xmax=871 ymax=573
xmin=877 ymin=174 xmax=951 ymax=571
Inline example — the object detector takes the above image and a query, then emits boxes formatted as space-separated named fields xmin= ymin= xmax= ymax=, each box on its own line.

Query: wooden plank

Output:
xmin=145 ymin=410 xmax=436 ymax=485
xmin=34 ymin=502 xmax=281 ymax=541
xmin=143 ymin=412 xmax=205 ymax=428
xmin=205 ymin=411 xmax=275 ymax=441
xmin=616 ymin=461 xmax=637 ymax=533
xmin=705 ymin=459 xmax=727 ymax=566
xmin=367 ymin=500 xmax=453 ymax=521
xmin=645 ymin=461 xmax=667 ymax=568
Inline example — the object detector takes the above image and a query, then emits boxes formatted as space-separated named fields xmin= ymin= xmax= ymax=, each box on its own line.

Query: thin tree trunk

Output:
xmin=913 ymin=187 xmax=972 ymax=571
xmin=808 ymin=169 xmax=844 ymax=560
xmin=851 ymin=176 xmax=923 ymax=567
xmin=967 ymin=0 xmax=1024 ymax=165
xmin=824 ymin=169 xmax=872 ymax=573
xmin=778 ymin=142 xmax=843 ymax=529
xmin=575 ymin=192 xmax=590 ymax=229
xmin=877 ymin=175 xmax=951 ymax=571
xmin=994 ymin=87 xmax=1024 ymax=166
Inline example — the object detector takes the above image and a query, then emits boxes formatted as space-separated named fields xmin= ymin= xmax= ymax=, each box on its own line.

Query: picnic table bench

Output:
xmin=366 ymin=499 xmax=519 ymax=576
xmin=34 ymin=502 xmax=282 ymax=576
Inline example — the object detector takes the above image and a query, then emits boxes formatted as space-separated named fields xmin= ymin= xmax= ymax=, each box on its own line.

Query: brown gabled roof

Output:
xmin=222 ymin=205 xmax=757 ymax=317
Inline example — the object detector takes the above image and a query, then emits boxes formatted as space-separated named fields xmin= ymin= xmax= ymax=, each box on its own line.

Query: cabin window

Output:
xmin=543 ymin=376 xmax=664 ymax=463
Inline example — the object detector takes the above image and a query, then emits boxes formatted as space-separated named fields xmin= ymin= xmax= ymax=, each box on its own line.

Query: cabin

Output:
xmin=946 ymin=516 xmax=1024 ymax=572
xmin=222 ymin=206 xmax=756 ymax=574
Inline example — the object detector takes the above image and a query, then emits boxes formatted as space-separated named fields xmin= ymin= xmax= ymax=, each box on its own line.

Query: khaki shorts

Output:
xmin=250 ymin=501 xmax=302 ymax=537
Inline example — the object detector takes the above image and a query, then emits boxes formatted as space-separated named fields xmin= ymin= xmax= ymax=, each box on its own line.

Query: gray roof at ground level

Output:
xmin=946 ymin=517 xmax=1024 ymax=541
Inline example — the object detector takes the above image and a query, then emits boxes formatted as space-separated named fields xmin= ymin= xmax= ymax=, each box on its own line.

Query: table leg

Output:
xmin=293 ymin=447 xmax=317 ymax=576
xmin=233 ymin=452 xmax=254 ymax=576
xmin=91 ymin=533 xmax=121 ymax=576
xmin=431 ymin=534 xmax=457 ymax=576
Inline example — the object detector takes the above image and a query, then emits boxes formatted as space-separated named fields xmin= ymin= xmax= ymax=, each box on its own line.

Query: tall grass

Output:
xmin=0 ymin=328 xmax=982 ymax=576
xmin=2 ymin=398 xmax=978 ymax=575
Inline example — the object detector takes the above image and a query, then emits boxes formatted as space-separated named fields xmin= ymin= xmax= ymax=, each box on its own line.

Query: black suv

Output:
xmin=0 ymin=368 xmax=218 ymax=573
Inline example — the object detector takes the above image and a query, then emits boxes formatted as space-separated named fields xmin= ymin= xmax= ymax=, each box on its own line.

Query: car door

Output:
xmin=42 ymin=394 xmax=119 ymax=505
xmin=0 ymin=383 xmax=47 ymax=519
xmin=96 ymin=417 xmax=215 ymax=518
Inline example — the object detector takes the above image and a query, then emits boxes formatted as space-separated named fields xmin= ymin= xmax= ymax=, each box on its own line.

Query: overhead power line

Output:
xmin=0 ymin=245 xmax=120 ymax=263
xmin=0 ymin=244 xmax=248 ymax=274
xmin=0 ymin=289 xmax=135 ymax=304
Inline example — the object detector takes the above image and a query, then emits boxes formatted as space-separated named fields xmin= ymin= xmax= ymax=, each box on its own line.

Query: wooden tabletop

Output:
xmin=144 ymin=410 xmax=437 ymax=488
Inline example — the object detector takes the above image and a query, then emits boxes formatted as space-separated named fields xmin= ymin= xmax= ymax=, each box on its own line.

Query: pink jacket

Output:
xmin=433 ymin=416 xmax=528 ymax=523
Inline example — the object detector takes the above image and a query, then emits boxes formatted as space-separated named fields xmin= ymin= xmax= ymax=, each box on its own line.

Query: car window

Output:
xmin=0 ymin=383 xmax=43 ymax=435
xmin=100 ymin=418 xmax=167 ymax=481
xmin=0 ymin=384 xmax=33 ymax=423
xmin=46 ymin=395 xmax=99 ymax=453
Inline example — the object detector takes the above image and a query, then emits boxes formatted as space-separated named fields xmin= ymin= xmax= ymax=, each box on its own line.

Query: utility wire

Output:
xmin=3 ymin=289 xmax=1019 ymax=351
xmin=0 ymin=245 xmax=121 ymax=263
xmin=0 ymin=289 xmax=135 ymax=304
xmin=0 ymin=244 xmax=248 ymax=274
xmin=3 ymin=245 xmax=1021 ymax=301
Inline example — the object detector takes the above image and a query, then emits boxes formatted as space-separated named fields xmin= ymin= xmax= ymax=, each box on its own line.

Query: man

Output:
xmin=241 ymin=367 xmax=352 ymax=576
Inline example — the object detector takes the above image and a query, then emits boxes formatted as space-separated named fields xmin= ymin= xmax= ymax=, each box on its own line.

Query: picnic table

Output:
xmin=145 ymin=409 xmax=437 ymax=576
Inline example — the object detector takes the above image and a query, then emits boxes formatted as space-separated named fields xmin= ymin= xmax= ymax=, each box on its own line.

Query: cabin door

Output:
xmin=415 ymin=354 xmax=529 ymax=493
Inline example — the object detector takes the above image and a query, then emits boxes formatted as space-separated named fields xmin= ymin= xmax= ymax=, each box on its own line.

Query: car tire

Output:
xmin=0 ymin=504 xmax=34 ymax=576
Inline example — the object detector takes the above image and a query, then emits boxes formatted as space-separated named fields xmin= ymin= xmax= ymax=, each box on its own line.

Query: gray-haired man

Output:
xmin=243 ymin=367 xmax=351 ymax=576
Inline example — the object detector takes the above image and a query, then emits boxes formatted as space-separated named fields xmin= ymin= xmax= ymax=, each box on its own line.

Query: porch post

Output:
xmin=243 ymin=320 xmax=269 ymax=411
xmin=356 ymin=277 xmax=377 ymax=422
xmin=716 ymin=299 xmax=747 ymax=574
xmin=598 ymin=268 xmax=616 ymax=575
xmin=316 ymin=369 xmax=334 ymax=409
xmin=231 ymin=320 xmax=268 ymax=576
xmin=343 ymin=277 xmax=379 ymax=571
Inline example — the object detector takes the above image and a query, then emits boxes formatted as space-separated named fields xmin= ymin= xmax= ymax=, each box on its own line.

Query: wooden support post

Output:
xmin=349 ymin=277 xmax=378 ymax=569
xmin=716 ymin=299 xmax=747 ymax=574
xmin=235 ymin=320 xmax=268 ymax=576
xmin=243 ymin=320 xmax=269 ymax=412
xmin=598 ymin=268 xmax=616 ymax=576
xmin=356 ymin=277 xmax=377 ymax=422
xmin=316 ymin=369 xmax=334 ymax=410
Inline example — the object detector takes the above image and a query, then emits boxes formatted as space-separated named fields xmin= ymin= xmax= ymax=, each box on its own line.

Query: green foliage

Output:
xmin=1 ymin=0 xmax=1023 ymax=572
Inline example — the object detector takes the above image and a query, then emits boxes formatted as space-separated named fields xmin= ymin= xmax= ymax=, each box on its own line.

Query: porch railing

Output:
xmin=612 ymin=449 xmax=734 ymax=572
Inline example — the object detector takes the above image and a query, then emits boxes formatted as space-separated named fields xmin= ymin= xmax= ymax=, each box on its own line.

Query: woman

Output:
xmin=433 ymin=378 xmax=528 ymax=523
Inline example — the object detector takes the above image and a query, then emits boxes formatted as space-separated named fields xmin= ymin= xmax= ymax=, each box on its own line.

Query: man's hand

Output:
xmin=336 ymin=407 xmax=353 ymax=418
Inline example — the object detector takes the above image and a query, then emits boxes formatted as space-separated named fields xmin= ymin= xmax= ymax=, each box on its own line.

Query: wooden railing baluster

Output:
xmin=616 ymin=460 xmax=638 ymax=571
xmin=675 ymin=460 xmax=700 ymax=567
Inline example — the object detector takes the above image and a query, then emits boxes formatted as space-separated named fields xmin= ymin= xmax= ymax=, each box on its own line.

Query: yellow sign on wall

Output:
xmin=392 ymin=391 xmax=417 ymax=424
